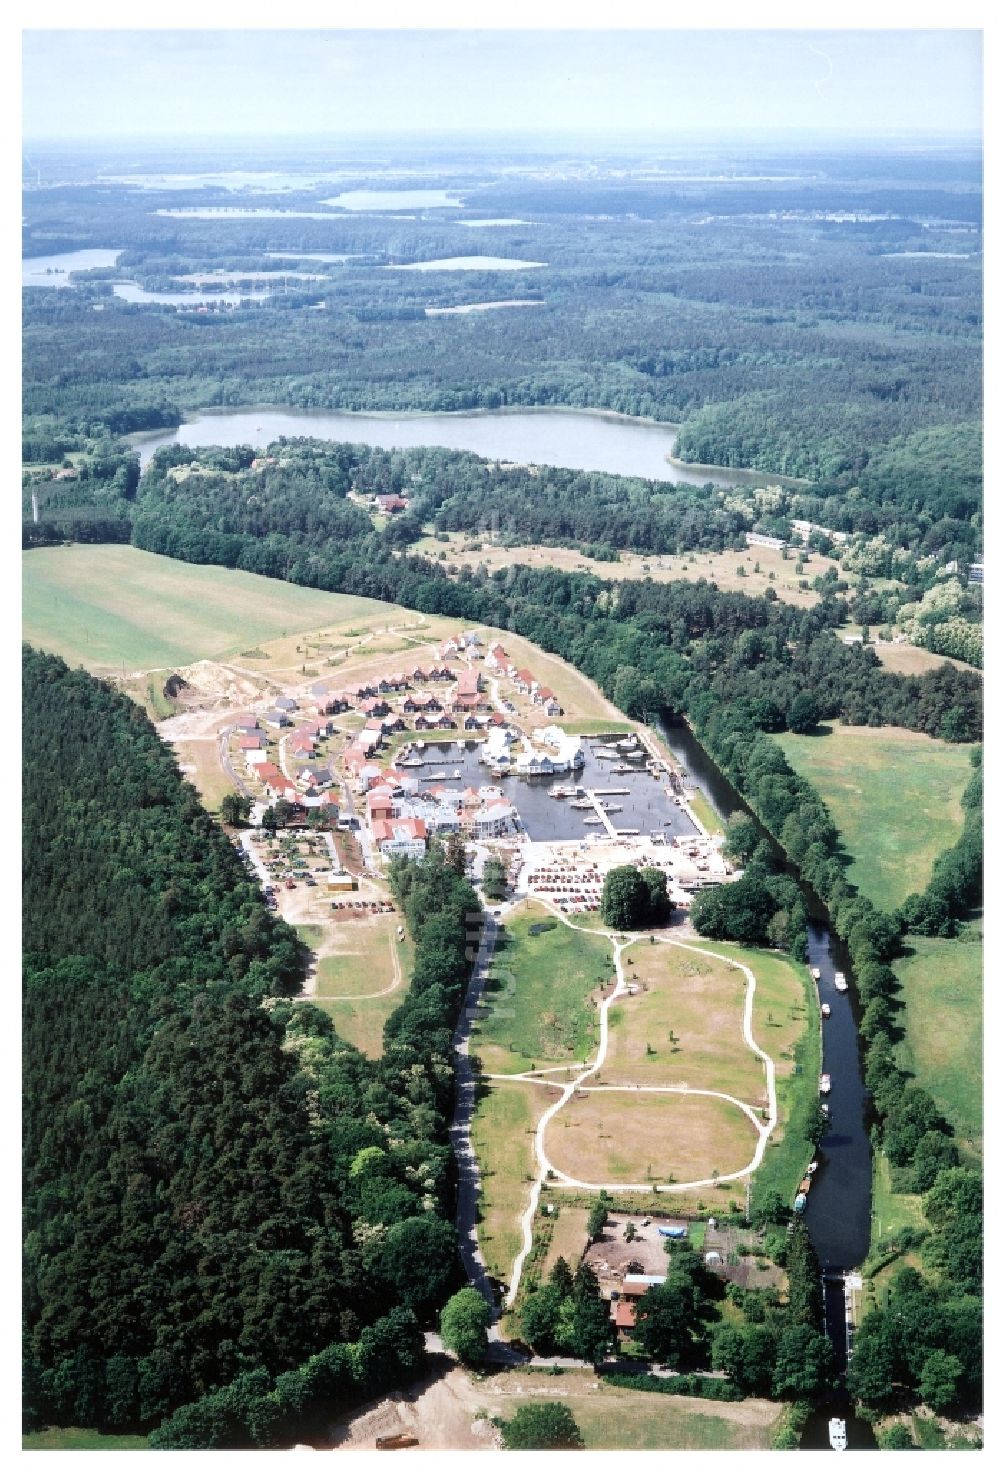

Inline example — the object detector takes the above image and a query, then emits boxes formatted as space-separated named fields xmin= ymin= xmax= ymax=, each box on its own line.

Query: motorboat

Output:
xmin=806 ymin=1160 xmax=819 ymax=1175
xmin=810 ymin=966 xmax=821 ymax=980
xmin=821 ymin=1002 xmax=831 ymax=1018
xmin=829 ymin=1418 xmax=847 ymax=1452
xmin=820 ymin=1102 xmax=830 ymax=1117
xmin=834 ymin=972 xmax=848 ymax=992
xmin=793 ymin=1192 xmax=807 ymax=1213
xmin=819 ymin=1074 xmax=832 ymax=1094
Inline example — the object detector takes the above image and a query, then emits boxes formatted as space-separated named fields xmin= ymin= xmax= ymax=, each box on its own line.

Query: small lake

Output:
xmin=113 ymin=283 xmax=269 ymax=307
xmin=387 ymin=256 xmax=547 ymax=271
xmin=265 ymin=251 xmax=354 ymax=263
xmin=22 ymin=248 xmax=122 ymax=287
xmin=131 ymin=406 xmax=768 ymax=487
xmin=323 ymin=189 xmax=464 ymax=211
xmin=425 ymin=300 xmax=544 ymax=316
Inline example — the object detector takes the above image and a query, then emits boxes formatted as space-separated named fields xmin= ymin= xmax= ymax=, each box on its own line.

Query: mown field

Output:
xmin=470 ymin=903 xmax=610 ymax=1074
xmin=22 ymin=1428 xmax=148 ymax=1451
xmin=892 ymin=922 xmax=983 ymax=1149
xmin=22 ymin=544 xmax=388 ymax=672
xmin=600 ymin=941 xmax=765 ymax=1105
xmin=546 ymin=1088 xmax=758 ymax=1187
xmin=774 ymin=723 xmax=973 ymax=912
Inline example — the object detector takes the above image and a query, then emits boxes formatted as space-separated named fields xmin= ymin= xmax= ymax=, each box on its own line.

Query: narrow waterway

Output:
xmin=656 ymin=716 xmax=876 ymax=1449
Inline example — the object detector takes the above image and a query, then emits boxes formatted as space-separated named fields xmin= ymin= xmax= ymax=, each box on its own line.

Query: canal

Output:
xmin=657 ymin=715 xmax=877 ymax=1449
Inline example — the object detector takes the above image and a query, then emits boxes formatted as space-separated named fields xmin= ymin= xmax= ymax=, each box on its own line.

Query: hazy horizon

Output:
xmin=23 ymin=30 xmax=983 ymax=144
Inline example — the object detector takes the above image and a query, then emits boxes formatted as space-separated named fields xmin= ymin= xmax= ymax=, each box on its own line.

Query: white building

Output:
xmin=474 ymin=799 xmax=518 ymax=838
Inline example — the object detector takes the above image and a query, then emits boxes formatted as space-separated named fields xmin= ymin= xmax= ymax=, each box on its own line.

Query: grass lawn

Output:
xmin=774 ymin=723 xmax=974 ymax=912
xmin=23 ymin=1429 xmax=148 ymax=1451
xmin=471 ymin=1078 xmax=552 ymax=1284
xmin=892 ymin=923 xmax=982 ymax=1148
xmin=873 ymin=642 xmax=982 ymax=678
xmin=471 ymin=902 xmax=610 ymax=1073
xmin=599 ymin=942 xmax=766 ymax=1108
xmin=540 ymin=1204 xmax=591 ymax=1279
xmin=689 ymin=789 xmax=725 ymax=835
xmin=546 ymin=1088 xmax=758 ymax=1187
xmin=23 ymin=544 xmax=388 ymax=673
xmin=491 ymin=1373 xmax=783 ymax=1450
xmin=691 ymin=941 xmax=818 ymax=1207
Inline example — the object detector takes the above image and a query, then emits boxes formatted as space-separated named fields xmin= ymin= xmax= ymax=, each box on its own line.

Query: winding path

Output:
xmin=477 ymin=906 xmax=778 ymax=1308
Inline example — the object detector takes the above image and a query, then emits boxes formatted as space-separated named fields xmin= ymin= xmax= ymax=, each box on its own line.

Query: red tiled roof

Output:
xmin=613 ymin=1301 xmax=637 ymax=1328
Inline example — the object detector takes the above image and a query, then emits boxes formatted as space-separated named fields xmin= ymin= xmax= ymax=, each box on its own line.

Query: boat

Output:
xmin=594 ymin=748 xmax=619 ymax=760
xmin=583 ymin=816 xmax=604 ymax=825
xmin=821 ymin=1002 xmax=831 ymax=1018
xmin=570 ymin=799 xmax=590 ymax=810
xmin=806 ymin=1160 xmax=819 ymax=1175
xmin=793 ymin=1192 xmax=807 ymax=1213
xmin=820 ymin=1102 xmax=830 ymax=1116
xmin=829 ymin=1418 xmax=847 ymax=1452
xmin=819 ymin=1074 xmax=831 ymax=1094
xmin=810 ymin=966 xmax=821 ymax=980
xmin=798 ymin=1177 xmax=811 ymax=1195
xmin=834 ymin=972 xmax=848 ymax=992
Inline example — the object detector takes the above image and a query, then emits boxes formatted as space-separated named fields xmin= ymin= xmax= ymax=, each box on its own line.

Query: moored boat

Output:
xmin=821 ymin=1002 xmax=831 ymax=1018
xmin=810 ymin=966 xmax=821 ymax=980
xmin=834 ymin=973 xmax=849 ymax=992
xmin=829 ymin=1418 xmax=847 ymax=1451
xmin=820 ymin=1073 xmax=832 ymax=1094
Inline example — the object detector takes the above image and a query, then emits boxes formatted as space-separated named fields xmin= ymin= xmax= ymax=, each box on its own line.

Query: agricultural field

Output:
xmin=411 ymin=532 xmax=855 ymax=610
xmin=774 ymin=723 xmax=974 ymax=912
xmin=546 ymin=1088 xmax=758 ymax=1187
xmin=470 ymin=902 xmax=611 ymax=1074
xmin=22 ymin=544 xmax=388 ymax=673
xmin=868 ymin=640 xmax=982 ymax=678
xmin=892 ymin=922 xmax=983 ymax=1150
xmin=599 ymin=942 xmax=766 ymax=1106
xmin=470 ymin=1079 xmax=553 ymax=1285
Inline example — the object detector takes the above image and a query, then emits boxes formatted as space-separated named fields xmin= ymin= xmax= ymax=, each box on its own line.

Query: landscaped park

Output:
xmin=469 ymin=899 xmax=818 ymax=1296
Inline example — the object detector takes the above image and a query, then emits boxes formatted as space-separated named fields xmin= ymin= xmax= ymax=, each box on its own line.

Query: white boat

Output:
xmin=810 ymin=966 xmax=821 ymax=980
xmin=820 ymin=1102 xmax=830 ymax=1116
xmin=834 ymin=973 xmax=849 ymax=992
xmin=820 ymin=1074 xmax=832 ymax=1094
xmin=821 ymin=1003 xmax=831 ymax=1018
xmin=829 ymin=1418 xmax=847 ymax=1451
xmin=594 ymin=748 xmax=619 ymax=760
xmin=806 ymin=1160 xmax=819 ymax=1175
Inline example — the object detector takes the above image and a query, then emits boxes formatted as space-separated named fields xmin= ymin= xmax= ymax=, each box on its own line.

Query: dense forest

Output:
xmin=22 ymin=649 xmax=481 ymax=1443
xmin=23 ymin=148 xmax=982 ymax=498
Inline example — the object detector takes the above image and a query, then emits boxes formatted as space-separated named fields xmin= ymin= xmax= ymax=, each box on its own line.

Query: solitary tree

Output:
xmin=498 ymin=1402 xmax=583 ymax=1450
xmin=439 ymin=1287 xmax=490 ymax=1368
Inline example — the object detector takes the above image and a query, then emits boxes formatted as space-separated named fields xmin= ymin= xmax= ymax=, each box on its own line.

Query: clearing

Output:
xmin=411 ymin=533 xmax=856 ymax=609
xmin=329 ymin=1360 xmax=783 ymax=1451
xmin=22 ymin=544 xmax=386 ymax=673
xmin=892 ymin=922 xmax=982 ymax=1149
xmin=545 ymin=1088 xmax=759 ymax=1188
xmin=470 ymin=901 xmax=610 ymax=1074
xmin=774 ymin=723 xmax=974 ymax=912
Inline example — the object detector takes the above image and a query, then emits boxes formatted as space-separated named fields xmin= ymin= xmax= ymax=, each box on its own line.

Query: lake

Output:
xmin=387 ymin=256 xmax=546 ymax=271
xmin=113 ymin=283 xmax=269 ymax=307
xmin=22 ymin=249 xmax=122 ymax=287
xmin=323 ymin=188 xmax=464 ymax=211
xmin=130 ymin=406 xmax=771 ymax=487
xmin=425 ymin=300 xmax=543 ymax=316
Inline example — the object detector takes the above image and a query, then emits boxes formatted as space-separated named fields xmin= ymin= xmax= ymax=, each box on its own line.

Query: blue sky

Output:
xmin=22 ymin=28 xmax=983 ymax=142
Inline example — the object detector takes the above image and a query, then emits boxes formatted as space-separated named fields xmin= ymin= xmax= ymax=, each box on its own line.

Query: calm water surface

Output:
xmin=133 ymin=406 xmax=762 ymax=487
xmin=23 ymin=249 xmax=122 ymax=286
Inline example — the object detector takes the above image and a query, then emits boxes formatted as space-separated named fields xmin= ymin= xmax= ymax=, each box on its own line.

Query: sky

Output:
xmin=21 ymin=26 xmax=984 ymax=143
